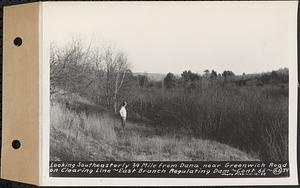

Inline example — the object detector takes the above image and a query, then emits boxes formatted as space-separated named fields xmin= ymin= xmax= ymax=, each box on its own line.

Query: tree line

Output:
xmin=51 ymin=40 xmax=288 ymax=112
xmin=137 ymin=68 xmax=288 ymax=90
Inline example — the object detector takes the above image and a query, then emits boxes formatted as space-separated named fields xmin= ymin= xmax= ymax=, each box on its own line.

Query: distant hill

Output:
xmin=133 ymin=68 xmax=288 ymax=82
xmin=133 ymin=72 xmax=182 ymax=81
xmin=133 ymin=72 xmax=166 ymax=81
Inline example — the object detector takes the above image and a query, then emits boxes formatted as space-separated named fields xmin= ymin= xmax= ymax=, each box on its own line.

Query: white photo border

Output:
xmin=40 ymin=1 xmax=298 ymax=186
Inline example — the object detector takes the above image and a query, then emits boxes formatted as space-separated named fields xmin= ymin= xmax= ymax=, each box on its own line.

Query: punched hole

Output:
xmin=12 ymin=140 xmax=21 ymax=149
xmin=13 ymin=37 xmax=22 ymax=47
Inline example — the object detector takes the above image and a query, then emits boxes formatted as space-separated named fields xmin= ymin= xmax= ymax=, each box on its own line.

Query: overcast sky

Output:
xmin=43 ymin=1 xmax=297 ymax=75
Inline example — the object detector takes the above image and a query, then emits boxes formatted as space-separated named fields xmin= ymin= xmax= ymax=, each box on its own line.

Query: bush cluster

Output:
xmin=128 ymin=85 xmax=288 ymax=161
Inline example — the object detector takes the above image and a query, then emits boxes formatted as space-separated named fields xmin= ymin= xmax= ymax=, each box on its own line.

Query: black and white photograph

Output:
xmin=44 ymin=1 xmax=297 ymax=182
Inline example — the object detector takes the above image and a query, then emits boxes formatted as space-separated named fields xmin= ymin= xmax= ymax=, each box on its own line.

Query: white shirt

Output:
xmin=119 ymin=106 xmax=127 ymax=118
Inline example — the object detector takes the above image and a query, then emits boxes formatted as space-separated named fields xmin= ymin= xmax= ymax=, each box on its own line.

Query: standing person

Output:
xmin=119 ymin=101 xmax=127 ymax=128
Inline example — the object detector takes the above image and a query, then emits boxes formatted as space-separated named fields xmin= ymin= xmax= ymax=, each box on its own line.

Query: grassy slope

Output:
xmin=50 ymin=101 xmax=257 ymax=161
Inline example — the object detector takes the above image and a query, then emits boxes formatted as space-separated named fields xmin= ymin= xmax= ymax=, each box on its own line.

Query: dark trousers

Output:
xmin=120 ymin=116 xmax=126 ymax=127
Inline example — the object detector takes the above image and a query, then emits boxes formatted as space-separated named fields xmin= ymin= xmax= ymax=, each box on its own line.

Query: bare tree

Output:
xmin=101 ymin=47 xmax=130 ymax=112
xmin=50 ymin=39 xmax=131 ymax=112
xmin=50 ymin=39 xmax=94 ymax=98
xmin=113 ymin=52 xmax=130 ymax=112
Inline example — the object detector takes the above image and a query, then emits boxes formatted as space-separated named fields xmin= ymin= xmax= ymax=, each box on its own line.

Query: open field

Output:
xmin=50 ymin=102 xmax=258 ymax=161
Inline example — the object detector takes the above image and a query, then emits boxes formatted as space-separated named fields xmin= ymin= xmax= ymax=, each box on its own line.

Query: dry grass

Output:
xmin=50 ymin=103 xmax=257 ymax=161
xmin=50 ymin=103 xmax=117 ymax=161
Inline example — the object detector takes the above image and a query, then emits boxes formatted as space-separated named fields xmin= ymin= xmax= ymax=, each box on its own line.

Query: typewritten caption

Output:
xmin=49 ymin=161 xmax=289 ymax=177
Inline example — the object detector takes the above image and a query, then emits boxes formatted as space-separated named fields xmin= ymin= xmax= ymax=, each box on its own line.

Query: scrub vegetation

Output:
xmin=50 ymin=40 xmax=288 ymax=161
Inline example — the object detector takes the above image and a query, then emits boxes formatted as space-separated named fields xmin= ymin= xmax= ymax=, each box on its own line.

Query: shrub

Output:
xmin=127 ymin=85 xmax=288 ymax=161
